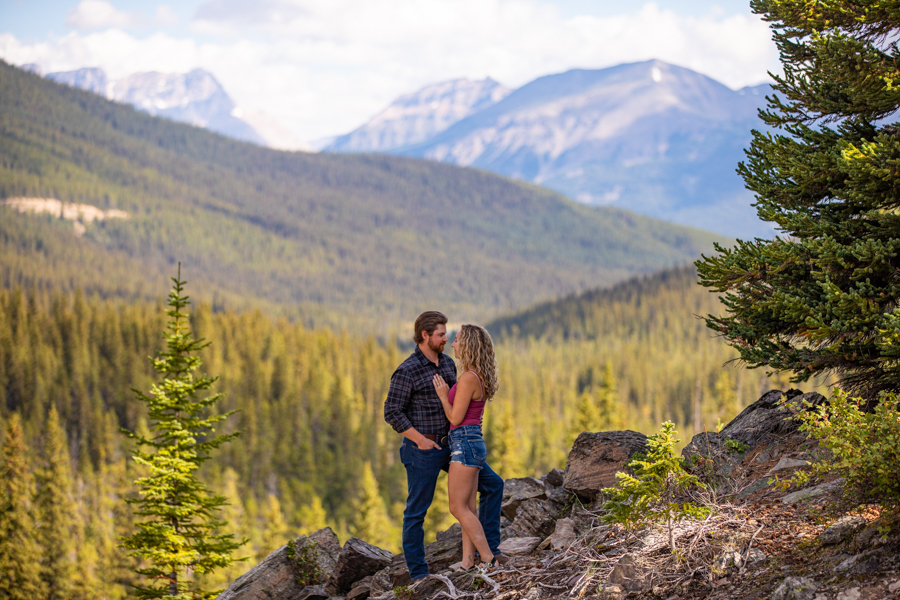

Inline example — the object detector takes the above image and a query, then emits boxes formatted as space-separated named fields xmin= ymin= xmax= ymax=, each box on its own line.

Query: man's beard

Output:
xmin=428 ymin=339 xmax=445 ymax=354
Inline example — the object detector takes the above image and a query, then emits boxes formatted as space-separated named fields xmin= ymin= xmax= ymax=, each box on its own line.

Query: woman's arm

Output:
xmin=433 ymin=372 xmax=479 ymax=426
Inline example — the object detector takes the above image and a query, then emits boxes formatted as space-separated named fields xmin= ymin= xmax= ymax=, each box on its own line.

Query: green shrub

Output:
xmin=286 ymin=539 xmax=323 ymax=588
xmin=787 ymin=389 xmax=900 ymax=508
xmin=602 ymin=421 xmax=710 ymax=551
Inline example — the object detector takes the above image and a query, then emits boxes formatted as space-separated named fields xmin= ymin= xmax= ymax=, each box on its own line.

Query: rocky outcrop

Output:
xmin=215 ymin=527 xmax=341 ymax=600
xmin=325 ymin=537 xmax=392 ymax=595
xmin=682 ymin=389 xmax=826 ymax=476
xmin=501 ymin=477 xmax=548 ymax=521
xmin=563 ymin=430 xmax=648 ymax=500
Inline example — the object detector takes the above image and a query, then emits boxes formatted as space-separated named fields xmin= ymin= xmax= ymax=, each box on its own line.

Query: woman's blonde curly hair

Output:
xmin=455 ymin=324 xmax=499 ymax=401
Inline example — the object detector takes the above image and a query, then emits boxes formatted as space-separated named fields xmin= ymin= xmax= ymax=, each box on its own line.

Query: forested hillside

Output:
xmin=0 ymin=266 xmax=827 ymax=597
xmin=0 ymin=60 xmax=723 ymax=330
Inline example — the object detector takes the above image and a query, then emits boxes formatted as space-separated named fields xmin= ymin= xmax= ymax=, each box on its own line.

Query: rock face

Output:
xmin=215 ymin=527 xmax=340 ymax=600
xmin=504 ymin=497 xmax=564 ymax=538
xmin=563 ymin=430 xmax=648 ymax=500
xmin=498 ymin=537 xmax=542 ymax=556
xmin=325 ymin=537 xmax=393 ymax=595
xmin=683 ymin=390 xmax=824 ymax=466
xmin=501 ymin=477 xmax=548 ymax=520
xmin=771 ymin=576 xmax=818 ymax=600
xmin=820 ymin=516 xmax=867 ymax=545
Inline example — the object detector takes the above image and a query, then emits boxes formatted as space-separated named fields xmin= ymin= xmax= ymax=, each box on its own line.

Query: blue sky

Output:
xmin=0 ymin=0 xmax=777 ymax=142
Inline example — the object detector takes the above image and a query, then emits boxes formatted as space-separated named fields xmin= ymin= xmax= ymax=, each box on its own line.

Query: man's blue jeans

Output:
xmin=399 ymin=438 xmax=504 ymax=580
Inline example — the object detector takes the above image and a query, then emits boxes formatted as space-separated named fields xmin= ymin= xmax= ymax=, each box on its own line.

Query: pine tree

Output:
xmin=569 ymin=392 xmax=601 ymax=443
xmin=36 ymin=405 xmax=78 ymax=600
xmin=0 ymin=413 xmax=46 ymax=600
xmin=697 ymin=0 xmax=900 ymax=399
xmin=352 ymin=462 xmax=395 ymax=551
xmin=258 ymin=494 xmax=289 ymax=561
xmin=493 ymin=406 xmax=525 ymax=477
xmin=297 ymin=495 xmax=328 ymax=535
xmin=120 ymin=267 xmax=243 ymax=599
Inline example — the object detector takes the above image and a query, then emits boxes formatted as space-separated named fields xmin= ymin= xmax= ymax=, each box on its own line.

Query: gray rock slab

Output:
xmin=297 ymin=585 xmax=329 ymax=600
xmin=820 ymin=515 xmax=866 ymax=545
xmin=771 ymin=576 xmax=818 ymax=600
xmin=501 ymin=487 xmax=547 ymax=521
xmin=503 ymin=497 xmax=564 ymax=538
xmin=781 ymin=479 xmax=844 ymax=504
xmin=502 ymin=477 xmax=545 ymax=502
xmin=325 ymin=537 xmax=392 ymax=595
xmin=767 ymin=457 xmax=809 ymax=474
xmin=215 ymin=527 xmax=340 ymax=600
xmin=564 ymin=430 xmax=648 ymax=500
xmin=498 ymin=536 xmax=542 ymax=556
xmin=550 ymin=518 xmax=577 ymax=551
xmin=543 ymin=468 xmax=565 ymax=487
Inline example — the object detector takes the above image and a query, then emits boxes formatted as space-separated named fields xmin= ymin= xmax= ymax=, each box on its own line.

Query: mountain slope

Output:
xmin=0 ymin=60 xmax=724 ymax=329
xmin=326 ymin=78 xmax=511 ymax=152
xmin=373 ymin=61 xmax=771 ymax=238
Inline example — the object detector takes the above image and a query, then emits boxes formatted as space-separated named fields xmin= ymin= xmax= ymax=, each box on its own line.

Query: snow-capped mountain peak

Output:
xmin=326 ymin=77 xmax=512 ymax=152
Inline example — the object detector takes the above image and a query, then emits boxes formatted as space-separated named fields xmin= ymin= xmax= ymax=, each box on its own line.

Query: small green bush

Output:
xmin=787 ymin=389 xmax=900 ymax=508
xmin=286 ymin=539 xmax=323 ymax=588
xmin=602 ymin=421 xmax=710 ymax=552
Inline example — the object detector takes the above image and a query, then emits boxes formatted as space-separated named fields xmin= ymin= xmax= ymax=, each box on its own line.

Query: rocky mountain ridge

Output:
xmin=326 ymin=78 xmax=512 ymax=153
xmin=328 ymin=60 xmax=774 ymax=238
xmin=216 ymin=389 xmax=900 ymax=600
xmin=38 ymin=65 xmax=308 ymax=150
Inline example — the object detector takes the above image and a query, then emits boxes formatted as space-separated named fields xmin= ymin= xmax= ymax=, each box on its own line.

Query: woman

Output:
xmin=432 ymin=324 xmax=500 ymax=571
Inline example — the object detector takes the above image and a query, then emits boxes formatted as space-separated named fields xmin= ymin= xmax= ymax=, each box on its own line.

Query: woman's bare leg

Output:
xmin=449 ymin=462 xmax=493 ymax=568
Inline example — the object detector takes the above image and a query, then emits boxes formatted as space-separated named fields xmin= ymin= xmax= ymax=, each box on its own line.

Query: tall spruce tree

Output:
xmin=121 ymin=267 xmax=243 ymax=599
xmin=0 ymin=413 xmax=46 ymax=600
xmin=36 ymin=405 xmax=78 ymax=600
xmin=697 ymin=1 xmax=900 ymax=398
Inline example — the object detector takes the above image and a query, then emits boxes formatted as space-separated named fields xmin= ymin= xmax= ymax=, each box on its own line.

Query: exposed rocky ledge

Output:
xmin=215 ymin=389 xmax=900 ymax=600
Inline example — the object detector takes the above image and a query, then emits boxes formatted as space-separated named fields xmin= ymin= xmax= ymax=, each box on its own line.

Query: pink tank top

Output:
xmin=448 ymin=371 xmax=486 ymax=430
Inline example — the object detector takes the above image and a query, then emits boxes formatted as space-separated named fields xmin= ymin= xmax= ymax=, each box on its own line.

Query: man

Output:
xmin=384 ymin=311 xmax=505 ymax=580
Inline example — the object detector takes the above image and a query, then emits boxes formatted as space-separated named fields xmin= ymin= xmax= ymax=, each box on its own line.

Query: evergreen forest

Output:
xmin=0 ymin=266 xmax=824 ymax=598
xmin=0 ymin=60 xmax=722 ymax=331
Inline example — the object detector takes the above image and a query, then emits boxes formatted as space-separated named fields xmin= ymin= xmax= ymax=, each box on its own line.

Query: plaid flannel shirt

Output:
xmin=384 ymin=346 xmax=458 ymax=436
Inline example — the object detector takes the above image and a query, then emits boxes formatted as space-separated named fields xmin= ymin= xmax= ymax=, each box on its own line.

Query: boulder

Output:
xmin=550 ymin=518 xmax=577 ymax=551
xmin=820 ymin=516 xmax=867 ymax=545
xmin=367 ymin=568 xmax=392 ymax=598
xmin=503 ymin=497 xmax=564 ymax=538
xmin=497 ymin=536 xmax=542 ymax=556
xmin=771 ymin=576 xmax=818 ymax=600
xmin=389 ymin=529 xmax=462 ymax=586
xmin=346 ymin=575 xmax=373 ymax=600
xmin=682 ymin=390 xmax=826 ymax=473
xmin=543 ymin=468 xmax=565 ymax=488
xmin=564 ymin=431 xmax=648 ymax=500
xmin=502 ymin=477 xmax=546 ymax=502
xmin=215 ymin=527 xmax=341 ymax=600
xmin=325 ymin=538 xmax=393 ymax=596
xmin=780 ymin=478 xmax=844 ymax=504
xmin=501 ymin=487 xmax=547 ymax=521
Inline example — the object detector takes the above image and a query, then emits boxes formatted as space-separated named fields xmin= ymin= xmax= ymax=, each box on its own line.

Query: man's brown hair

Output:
xmin=413 ymin=311 xmax=448 ymax=344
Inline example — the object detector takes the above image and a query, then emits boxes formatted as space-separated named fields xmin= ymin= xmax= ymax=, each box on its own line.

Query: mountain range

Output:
xmin=0 ymin=60 xmax=724 ymax=331
xmin=31 ymin=65 xmax=309 ymax=151
xmin=327 ymin=60 xmax=774 ymax=238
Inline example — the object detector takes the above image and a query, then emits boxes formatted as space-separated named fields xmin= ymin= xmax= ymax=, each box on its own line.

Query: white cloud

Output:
xmin=65 ymin=0 xmax=139 ymax=30
xmin=1 ymin=1 xmax=779 ymax=142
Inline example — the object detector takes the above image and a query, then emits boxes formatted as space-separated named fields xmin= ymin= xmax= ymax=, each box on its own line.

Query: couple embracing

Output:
xmin=384 ymin=311 xmax=507 ymax=579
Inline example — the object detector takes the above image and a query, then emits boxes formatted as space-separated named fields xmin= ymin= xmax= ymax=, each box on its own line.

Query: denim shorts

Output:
xmin=449 ymin=425 xmax=487 ymax=469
